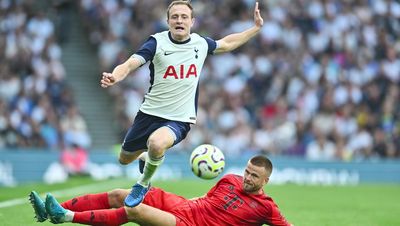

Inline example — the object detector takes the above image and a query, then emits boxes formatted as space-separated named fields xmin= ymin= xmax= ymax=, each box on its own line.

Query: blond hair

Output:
xmin=167 ymin=0 xmax=194 ymax=19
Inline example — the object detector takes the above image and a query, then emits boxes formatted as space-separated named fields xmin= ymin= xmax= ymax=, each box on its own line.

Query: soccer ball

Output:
xmin=190 ymin=144 xmax=225 ymax=180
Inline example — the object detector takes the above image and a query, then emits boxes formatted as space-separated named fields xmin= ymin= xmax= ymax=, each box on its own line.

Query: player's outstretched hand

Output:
xmin=101 ymin=72 xmax=116 ymax=88
xmin=254 ymin=2 xmax=263 ymax=28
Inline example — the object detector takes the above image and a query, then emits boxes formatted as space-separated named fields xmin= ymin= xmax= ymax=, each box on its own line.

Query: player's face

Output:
xmin=167 ymin=4 xmax=194 ymax=42
xmin=243 ymin=162 xmax=269 ymax=194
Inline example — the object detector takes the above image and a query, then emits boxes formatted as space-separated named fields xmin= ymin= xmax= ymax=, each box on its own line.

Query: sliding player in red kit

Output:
xmin=30 ymin=155 xmax=293 ymax=226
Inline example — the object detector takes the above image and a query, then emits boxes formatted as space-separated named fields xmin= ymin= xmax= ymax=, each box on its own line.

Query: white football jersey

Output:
xmin=134 ymin=31 xmax=216 ymax=124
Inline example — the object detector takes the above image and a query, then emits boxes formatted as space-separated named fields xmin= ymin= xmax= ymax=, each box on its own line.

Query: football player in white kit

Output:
xmin=100 ymin=0 xmax=264 ymax=207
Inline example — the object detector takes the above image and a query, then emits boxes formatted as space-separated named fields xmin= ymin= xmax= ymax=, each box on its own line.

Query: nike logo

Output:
xmin=164 ymin=51 xmax=174 ymax=56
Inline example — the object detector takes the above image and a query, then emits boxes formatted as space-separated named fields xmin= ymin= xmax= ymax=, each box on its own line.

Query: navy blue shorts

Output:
xmin=122 ymin=111 xmax=191 ymax=152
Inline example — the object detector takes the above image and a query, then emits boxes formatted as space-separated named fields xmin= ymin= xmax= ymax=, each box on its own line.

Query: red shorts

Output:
xmin=143 ymin=187 xmax=194 ymax=226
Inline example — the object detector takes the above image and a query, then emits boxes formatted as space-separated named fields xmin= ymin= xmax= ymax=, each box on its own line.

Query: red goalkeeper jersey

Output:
xmin=179 ymin=174 xmax=291 ymax=226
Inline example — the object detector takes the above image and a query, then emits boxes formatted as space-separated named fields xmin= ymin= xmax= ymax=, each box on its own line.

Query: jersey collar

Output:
xmin=168 ymin=31 xmax=191 ymax=44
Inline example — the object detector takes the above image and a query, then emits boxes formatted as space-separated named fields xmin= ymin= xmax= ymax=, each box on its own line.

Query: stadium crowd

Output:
xmin=2 ymin=0 xmax=399 ymax=162
xmin=0 ymin=1 xmax=91 ymax=150
xmin=79 ymin=0 xmax=400 ymax=161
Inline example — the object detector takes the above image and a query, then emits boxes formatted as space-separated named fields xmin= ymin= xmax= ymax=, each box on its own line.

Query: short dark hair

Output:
xmin=167 ymin=0 xmax=194 ymax=19
xmin=250 ymin=155 xmax=273 ymax=176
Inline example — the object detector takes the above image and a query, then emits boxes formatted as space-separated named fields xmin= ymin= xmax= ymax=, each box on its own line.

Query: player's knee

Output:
xmin=119 ymin=158 xmax=130 ymax=165
xmin=147 ymin=138 xmax=167 ymax=157
xmin=118 ymin=153 xmax=136 ymax=165
xmin=108 ymin=189 xmax=128 ymax=208
xmin=125 ymin=205 xmax=141 ymax=220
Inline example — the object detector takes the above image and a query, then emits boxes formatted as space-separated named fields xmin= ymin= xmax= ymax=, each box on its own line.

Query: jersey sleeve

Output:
xmin=205 ymin=180 xmax=221 ymax=197
xmin=265 ymin=201 xmax=292 ymax=226
xmin=131 ymin=37 xmax=157 ymax=64
xmin=202 ymin=36 xmax=217 ymax=55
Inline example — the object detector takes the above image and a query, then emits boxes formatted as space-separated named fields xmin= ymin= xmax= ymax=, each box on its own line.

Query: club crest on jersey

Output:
xmin=194 ymin=47 xmax=199 ymax=59
xmin=163 ymin=64 xmax=197 ymax=79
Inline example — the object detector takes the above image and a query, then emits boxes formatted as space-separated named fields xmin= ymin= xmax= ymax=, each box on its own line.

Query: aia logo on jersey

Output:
xmin=163 ymin=64 xmax=197 ymax=79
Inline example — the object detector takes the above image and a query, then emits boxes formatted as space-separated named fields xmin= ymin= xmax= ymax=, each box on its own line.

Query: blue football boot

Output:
xmin=45 ymin=193 xmax=67 ymax=224
xmin=124 ymin=183 xmax=150 ymax=207
xmin=29 ymin=191 xmax=48 ymax=222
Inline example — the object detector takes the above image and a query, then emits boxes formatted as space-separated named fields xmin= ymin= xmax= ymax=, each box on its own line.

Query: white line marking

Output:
xmin=0 ymin=179 xmax=128 ymax=208
xmin=0 ymin=199 xmax=26 ymax=208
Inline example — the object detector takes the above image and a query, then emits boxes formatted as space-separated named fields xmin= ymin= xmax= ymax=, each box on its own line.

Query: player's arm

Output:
xmin=266 ymin=202 xmax=293 ymax=226
xmin=101 ymin=37 xmax=156 ymax=88
xmin=214 ymin=2 xmax=263 ymax=54
xmin=100 ymin=57 xmax=142 ymax=88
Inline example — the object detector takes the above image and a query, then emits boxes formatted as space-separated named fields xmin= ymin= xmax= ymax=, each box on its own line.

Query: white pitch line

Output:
xmin=0 ymin=179 xmax=128 ymax=209
xmin=0 ymin=198 xmax=26 ymax=208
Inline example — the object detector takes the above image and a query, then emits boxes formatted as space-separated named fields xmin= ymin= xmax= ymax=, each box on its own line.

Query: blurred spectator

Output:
xmin=60 ymin=143 xmax=89 ymax=175
xmin=60 ymin=106 xmax=91 ymax=148
xmin=5 ymin=0 xmax=396 ymax=160
xmin=306 ymin=121 xmax=336 ymax=161
xmin=0 ymin=1 xmax=90 ymax=150
xmin=77 ymin=0 xmax=400 ymax=160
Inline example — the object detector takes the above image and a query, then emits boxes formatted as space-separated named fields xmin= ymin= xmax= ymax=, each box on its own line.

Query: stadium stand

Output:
xmin=1 ymin=0 xmax=399 ymax=162
xmin=78 ymin=0 xmax=399 ymax=160
xmin=0 ymin=1 xmax=91 ymax=149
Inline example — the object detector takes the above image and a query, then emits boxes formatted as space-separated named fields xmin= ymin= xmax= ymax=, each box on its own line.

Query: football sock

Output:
xmin=64 ymin=210 xmax=74 ymax=222
xmin=138 ymin=151 xmax=148 ymax=161
xmin=138 ymin=154 xmax=164 ymax=186
xmin=61 ymin=193 xmax=110 ymax=211
xmin=72 ymin=207 xmax=128 ymax=226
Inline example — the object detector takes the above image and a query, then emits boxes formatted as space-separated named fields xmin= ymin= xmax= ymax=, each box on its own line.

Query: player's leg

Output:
xmin=110 ymin=187 xmax=182 ymax=226
xmin=61 ymin=186 xmax=186 ymax=212
xmin=29 ymin=191 xmax=115 ymax=222
xmin=31 ymin=188 xmax=139 ymax=223
xmin=138 ymin=121 xmax=191 ymax=189
xmin=60 ymin=186 xmax=183 ymax=212
xmin=60 ymin=192 xmax=112 ymax=211
xmin=121 ymin=150 xmax=148 ymax=174
xmin=142 ymin=187 xmax=188 ymax=212
xmin=140 ymin=126 xmax=175 ymax=184
xmin=119 ymin=148 xmax=145 ymax=165
xmin=61 ymin=186 xmax=184 ymax=212
xmin=119 ymin=111 xmax=157 ymax=165
xmin=45 ymin=193 xmax=129 ymax=225
xmin=138 ymin=151 xmax=147 ymax=173
xmin=45 ymin=193 xmax=176 ymax=226
xmin=124 ymin=117 xmax=191 ymax=207
xmin=125 ymin=204 xmax=177 ymax=226
xmin=124 ymin=126 xmax=174 ymax=207
xmin=107 ymin=189 xmax=130 ymax=207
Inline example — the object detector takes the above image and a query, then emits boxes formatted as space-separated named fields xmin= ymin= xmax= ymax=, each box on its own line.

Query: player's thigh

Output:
xmin=126 ymin=204 xmax=176 ymax=226
xmin=143 ymin=187 xmax=187 ymax=212
xmin=147 ymin=127 xmax=175 ymax=152
xmin=121 ymin=111 xmax=159 ymax=154
xmin=147 ymin=121 xmax=191 ymax=152
xmin=119 ymin=149 xmax=145 ymax=164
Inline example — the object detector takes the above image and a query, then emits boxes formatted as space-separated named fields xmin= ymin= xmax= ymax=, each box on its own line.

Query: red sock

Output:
xmin=72 ymin=207 xmax=128 ymax=226
xmin=61 ymin=193 xmax=110 ymax=211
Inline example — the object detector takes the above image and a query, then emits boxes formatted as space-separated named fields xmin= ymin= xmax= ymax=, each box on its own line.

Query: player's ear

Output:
xmin=264 ymin=176 xmax=269 ymax=185
xmin=191 ymin=17 xmax=195 ymax=27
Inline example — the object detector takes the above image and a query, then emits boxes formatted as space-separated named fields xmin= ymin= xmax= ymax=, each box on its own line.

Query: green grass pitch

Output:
xmin=0 ymin=177 xmax=399 ymax=226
